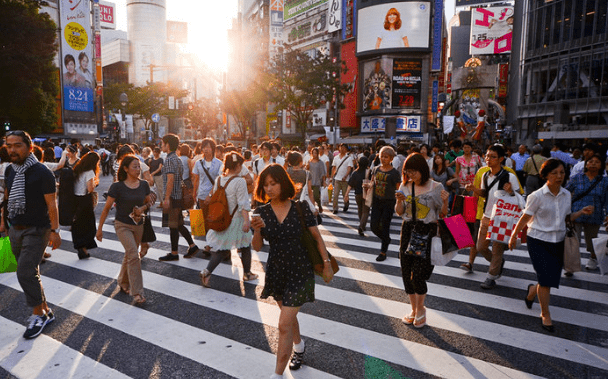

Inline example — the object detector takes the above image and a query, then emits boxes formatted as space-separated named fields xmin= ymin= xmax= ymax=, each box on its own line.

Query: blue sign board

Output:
xmin=432 ymin=80 xmax=438 ymax=112
xmin=152 ymin=113 xmax=161 ymax=123
xmin=63 ymin=86 xmax=94 ymax=112
xmin=432 ymin=0 xmax=443 ymax=71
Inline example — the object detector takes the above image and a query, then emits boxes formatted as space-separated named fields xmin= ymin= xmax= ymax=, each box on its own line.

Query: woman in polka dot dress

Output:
xmin=251 ymin=164 xmax=333 ymax=378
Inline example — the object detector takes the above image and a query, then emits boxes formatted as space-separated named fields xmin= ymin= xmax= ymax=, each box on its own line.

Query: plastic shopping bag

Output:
xmin=320 ymin=187 xmax=329 ymax=205
xmin=487 ymin=191 xmax=526 ymax=244
xmin=0 ymin=236 xmax=17 ymax=274
xmin=430 ymin=236 xmax=457 ymax=266
xmin=189 ymin=209 xmax=206 ymax=237
xmin=592 ymin=235 xmax=608 ymax=276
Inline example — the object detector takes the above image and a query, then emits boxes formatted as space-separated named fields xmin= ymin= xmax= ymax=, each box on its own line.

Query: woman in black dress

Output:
xmin=251 ymin=164 xmax=333 ymax=378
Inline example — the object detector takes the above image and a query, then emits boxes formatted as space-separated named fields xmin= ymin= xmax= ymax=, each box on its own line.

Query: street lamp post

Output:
xmin=119 ymin=92 xmax=128 ymax=143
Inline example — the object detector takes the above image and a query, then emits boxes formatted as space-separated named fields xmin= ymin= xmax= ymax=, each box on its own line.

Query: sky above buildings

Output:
xmin=112 ymin=0 xmax=456 ymax=72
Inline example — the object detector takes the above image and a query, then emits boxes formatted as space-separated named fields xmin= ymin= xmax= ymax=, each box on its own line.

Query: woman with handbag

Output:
xmin=565 ymin=153 xmax=608 ymax=271
xmin=370 ymin=146 xmax=402 ymax=261
xmin=199 ymin=152 xmax=257 ymax=287
xmin=251 ymin=164 xmax=333 ymax=378
xmin=71 ymin=151 xmax=100 ymax=259
xmin=97 ymin=155 xmax=152 ymax=304
xmin=395 ymin=153 xmax=449 ymax=328
xmin=509 ymin=159 xmax=593 ymax=332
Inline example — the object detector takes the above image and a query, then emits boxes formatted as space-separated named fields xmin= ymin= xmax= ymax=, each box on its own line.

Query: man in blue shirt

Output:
xmin=511 ymin=144 xmax=530 ymax=186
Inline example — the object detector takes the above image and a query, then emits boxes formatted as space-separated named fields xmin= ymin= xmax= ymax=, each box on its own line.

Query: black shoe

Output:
xmin=358 ymin=228 xmax=365 ymax=237
xmin=23 ymin=314 xmax=50 ymax=339
xmin=289 ymin=350 xmax=305 ymax=371
xmin=184 ymin=245 xmax=200 ymax=258
xmin=541 ymin=319 xmax=555 ymax=333
xmin=564 ymin=271 xmax=573 ymax=277
xmin=77 ymin=248 xmax=90 ymax=260
xmin=159 ymin=253 xmax=179 ymax=261
xmin=376 ymin=252 xmax=387 ymax=262
xmin=333 ymin=210 xmax=339 ymax=214
xmin=343 ymin=202 xmax=349 ymax=212
xmin=524 ymin=284 xmax=535 ymax=309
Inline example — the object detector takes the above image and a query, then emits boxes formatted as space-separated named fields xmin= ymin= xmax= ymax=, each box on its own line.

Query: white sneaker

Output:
xmin=586 ymin=258 xmax=598 ymax=270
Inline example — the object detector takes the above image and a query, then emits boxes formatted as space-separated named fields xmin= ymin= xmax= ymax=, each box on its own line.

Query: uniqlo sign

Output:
xmin=99 ymin=1 xmax=116 ymax=30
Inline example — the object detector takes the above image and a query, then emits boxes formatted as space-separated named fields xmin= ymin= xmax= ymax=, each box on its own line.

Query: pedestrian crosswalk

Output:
xmin=1 ymin=196 xmax=607 ymax=379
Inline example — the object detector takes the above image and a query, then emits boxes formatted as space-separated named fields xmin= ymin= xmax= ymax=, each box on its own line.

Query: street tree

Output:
xmin=0 ymin=0 xmax=58 ymax=135
xmin=185 ymin=97 xmax=221 ymax=138
xmin=220 ymin=79 xmax=269 ymax=139
xmin=267 ymin=48 xmax=349 ymax=142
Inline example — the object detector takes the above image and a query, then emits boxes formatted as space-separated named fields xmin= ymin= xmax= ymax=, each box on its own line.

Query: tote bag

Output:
xmin=0 ymin=236 xmax=17 ymax=274
xmin=189 ymin=208 xmax=206 ymax=237
xmin=563 ymin=224 xmax=581 ymax=273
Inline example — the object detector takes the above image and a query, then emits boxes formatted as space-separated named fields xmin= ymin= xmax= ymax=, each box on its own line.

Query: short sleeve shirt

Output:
xmin=108 ymin=180 xmax=151 ymax=225
xmin=372 ymin=166 xmax=401 ymax=199
xmin=481 ymin=170 xmax=520 ymax=218
xmin=332 ymin=154 xmax=354 ymax=180
xmin=74 ymin=170 xmax=95 ymax=196
xmin=162 ymin=151 xmax=183 ymax=199
xmin=5 ymin=163 xmax=56 ymax=227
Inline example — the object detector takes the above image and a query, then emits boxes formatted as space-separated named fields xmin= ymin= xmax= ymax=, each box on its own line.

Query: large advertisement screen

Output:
xmin=391 ymin=59 xmax=422 ymax=109
xmin=470 ymin=6 xmax=514 ymax=55
xmin=357 ymin=1 xmax=430 ymax=54
xmin=60 ymin=0 xmax=95 ymax=113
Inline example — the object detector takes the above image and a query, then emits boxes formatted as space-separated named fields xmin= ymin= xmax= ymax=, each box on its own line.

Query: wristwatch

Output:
xmin=51 ymin=228 xmax=60 ymax=234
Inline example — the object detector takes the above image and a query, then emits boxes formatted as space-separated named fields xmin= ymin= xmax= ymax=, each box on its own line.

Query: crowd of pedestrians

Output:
xmin=2 ymin=130 xmax=607 ymax=378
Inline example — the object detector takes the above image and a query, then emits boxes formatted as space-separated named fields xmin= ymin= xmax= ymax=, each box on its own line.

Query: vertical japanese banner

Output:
xmin=431 ymin=0 xmax=443 ymax=71
xmin=60 ymin=0 xmax=95 ymax=113
xmin=270 ymin=0 xmax=284 ymax=57
xmin=327 ymin=0 xmax=342 ymax=33
xmin=432 ymin=80 xmax=438 ymax=112
xmin=498 ymin=63 xmax=509 ymax=98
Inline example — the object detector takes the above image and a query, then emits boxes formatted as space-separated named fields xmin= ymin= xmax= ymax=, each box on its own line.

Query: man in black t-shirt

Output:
xmin=1 ymin=131 xmax=61 ymax=339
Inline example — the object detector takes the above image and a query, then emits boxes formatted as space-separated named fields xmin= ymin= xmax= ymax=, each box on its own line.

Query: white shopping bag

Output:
xmin=592 ymin=235 xmax=608 ymax=276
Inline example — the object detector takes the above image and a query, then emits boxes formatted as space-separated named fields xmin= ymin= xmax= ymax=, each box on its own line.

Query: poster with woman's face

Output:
xmin=357 ymin=1 xmax=430 ymax=54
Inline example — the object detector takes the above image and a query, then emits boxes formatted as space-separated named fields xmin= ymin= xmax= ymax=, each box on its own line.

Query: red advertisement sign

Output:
xmin=498 ymin=63 xmax=509 ymax=98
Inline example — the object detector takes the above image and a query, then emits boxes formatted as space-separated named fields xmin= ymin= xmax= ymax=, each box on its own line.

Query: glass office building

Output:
xmin=518 ymin=0 xmax=608 ymax=142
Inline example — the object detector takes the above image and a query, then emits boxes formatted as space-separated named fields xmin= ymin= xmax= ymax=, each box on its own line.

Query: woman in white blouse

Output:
xmin=72 ymin=151 xmax=100 ymax=259
xmin=509 ymin=159 xmax=593 ymax=332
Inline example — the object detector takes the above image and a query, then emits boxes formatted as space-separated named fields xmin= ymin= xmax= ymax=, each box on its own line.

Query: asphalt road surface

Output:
xmin=1 ymin=173 xmax=607 ymax=379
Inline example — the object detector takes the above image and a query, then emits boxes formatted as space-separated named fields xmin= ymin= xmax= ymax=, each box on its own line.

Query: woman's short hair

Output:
xmin=286 ymin=151 xmax=303 ymax=167
xmin=379 ymin=145 xmax=396 ymax=158
xmin=179 ymin=143 xmax=191 ymax=158
xmin=404 ymin=153 xmax=430 ymax=184
xmin=584 ymin=153 xmax=606 ymax=175
xmin=201 ymin=138 xmax=216 ymax=155
xmin=117 ymin=154 xmax=139 ymax=182
xmin=539 ymin=158 xmax=565 ymax=180
xmin=254 ymin=164 xmax=295 ymax=203
xmin=223 ymin=152 xmax=245 ymax=172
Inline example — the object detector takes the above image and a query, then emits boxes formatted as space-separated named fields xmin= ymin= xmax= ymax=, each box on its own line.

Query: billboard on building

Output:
xmin=99 ymin=1 xmax=116 ymax=30
xmin=59 ymin=0 xmax=95 ymax=113
xmin=284 ymin=0 xmax=328 ymax=22
xmin=392 ymin=59 xmax=422 ymax=109
xmin=167 ymin=21 xmax=188 ymax=43
xmin=362 ymin=59 xmax=393 ymax=112
xmin=357 ymin=1 xmax=430 ymax=54
xmin=456 ymin=0 xmax=503 ymax=6
xmin=327 ymin=0 xmax=342 ymax=33
xmin=470 ymin=6 xmax=514 ymax=55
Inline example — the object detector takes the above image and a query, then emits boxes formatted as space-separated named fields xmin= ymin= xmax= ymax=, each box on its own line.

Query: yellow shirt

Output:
xmin=473 ymin=166 xmax=524 ymax=220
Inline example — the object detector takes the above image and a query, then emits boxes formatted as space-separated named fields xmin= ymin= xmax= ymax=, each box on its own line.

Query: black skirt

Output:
xmin=72 ymin=193 xmax=97 ymax=250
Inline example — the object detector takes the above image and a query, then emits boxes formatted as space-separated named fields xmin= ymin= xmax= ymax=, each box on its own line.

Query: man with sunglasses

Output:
xmin=0 ymin=130 xmax=61 ymax=338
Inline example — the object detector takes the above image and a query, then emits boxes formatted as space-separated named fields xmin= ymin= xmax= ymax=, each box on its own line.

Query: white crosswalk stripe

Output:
xmin=1 ymin=196 xmax=607 ymax=379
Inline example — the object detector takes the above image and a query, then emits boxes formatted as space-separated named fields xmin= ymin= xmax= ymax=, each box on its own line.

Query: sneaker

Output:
xmin=480 ymin=278 xmax=496 ymax=290
xmin=159 ymin=253 xmax=179 ymax=261
xmin=459 ymin=263 xmax=473 ymax=273
xmin=376 ymin=252 xmax=387 ymax=262
xmin=289 ymin=350 xmax=305 ymax=371
xmin=184 ymin=245 xmax=200 ymax=259
xmin=46 ymin=309 xmax=55 ymax=324
xmin=23 ymin=314 xmax=50 ymax=339
xmin=586 ymin=258 xmax=598 ymax=270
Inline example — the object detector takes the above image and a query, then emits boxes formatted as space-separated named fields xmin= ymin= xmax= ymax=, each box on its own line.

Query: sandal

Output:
xmin=133 ymin=294 xmax=146 ymax=304
xmin=119 ymin=286 xmax=130 ymax=295
xmin=402 ymin=312 xmax=415 ymax=325
xmin=243 ymin=272 xmax=258 ymax=282
xmin=199 ymin=269 xmax=211 ymax=288
xmin=459 ymin=263 xmax=473 ymax=273
xmin=139 ymin=244 xmax=149 ymax=259
xmin=413 ymin=312 xmax=427 ymax=328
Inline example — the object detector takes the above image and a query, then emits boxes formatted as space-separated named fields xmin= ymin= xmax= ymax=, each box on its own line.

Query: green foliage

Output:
xmin=267 ymin=48 xmax=349 ymax=141
xmin=220 ymin=77 xmax=270 ymax=137
xmin=104 ymin=82 xmax=189 ymax=130
xmin=0 ymin=0 xmax=59 ymax=135
xmin=185 ymin=97 xmax=221 ymax=138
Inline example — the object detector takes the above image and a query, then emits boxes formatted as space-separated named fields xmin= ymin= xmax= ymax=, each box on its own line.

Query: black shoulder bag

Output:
xmin=295 ymin=201 xmax=339 ymax=276
xmin=404 ymin=183 xmax=432 ymax=259
xmin=572 ymin=176 xmax=602 ymax=205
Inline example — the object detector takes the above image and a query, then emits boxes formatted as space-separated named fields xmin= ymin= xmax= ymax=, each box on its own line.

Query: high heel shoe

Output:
xmin=77 ymin=248 xmax=90 ymax=260
xmin=524 ymin=283 xmax=535 ymax=309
